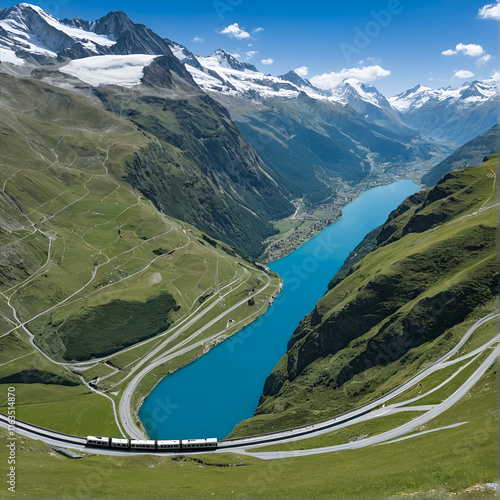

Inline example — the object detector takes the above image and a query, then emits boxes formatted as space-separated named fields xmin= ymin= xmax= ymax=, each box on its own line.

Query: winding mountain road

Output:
xmin=1 ymin=313 xmax=497 ymax=459
xmin=118 ymin=273 xmax=272 ymax=439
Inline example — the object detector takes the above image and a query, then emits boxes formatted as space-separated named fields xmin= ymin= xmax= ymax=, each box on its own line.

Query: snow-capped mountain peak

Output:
xmin=0 ymin=2 xmax=494 ymax=147
xmin=388 ymin=84 xmax=433 ymax=112
xmin=0 ymin=4 xmax=181 ymax=67
xmin=389 ymin=80 xmax=497 ymax=113
xmin=387 ymin=80 xmax=498 ymax=144
xmin=460 ymin=81 xmax=497 ymax=101
xmin=169 ymin=41 xmax=321 ymax=100
xmin=0 ymin=3 xmax=116 ymax=65
xmin=170 ymin=43 xmax=400 ymax=112
xmin=19 ymin=4 xmax=115 ymax=46
xmin=204 ymin=48 xmax=258 ymax=72
xmin=278 ymin=70 xmax=316 ymax=90
xmin=330 ymin=78 xmax=391 ymax=109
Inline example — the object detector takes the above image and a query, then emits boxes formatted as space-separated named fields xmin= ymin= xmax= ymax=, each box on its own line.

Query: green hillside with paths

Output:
xmin=230 ymin=156 xmax=499 ymax=436
xmin=0 ymin=73 xmax=281 ymax=432
xmin=93 ymin=84 xmax=293 ymax=259
xmin=0 ymin=359 xmax=496 ymax=497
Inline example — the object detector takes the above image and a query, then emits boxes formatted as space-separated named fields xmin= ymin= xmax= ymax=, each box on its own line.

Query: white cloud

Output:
xmin=310 ymin=65 xmax=391 ymax=90
xmin=476 ymin=53 xmax=492 ymax=66
xmin=192 ymin=36 xmax=204 ymax=43
xmin=231 ymin=53 xmax=242 ymax=59
xmin=294 ymin=66 xmax=309 ymax=77
xmin=453 ymin=69 xmax=475 ymax=79
xmin=442 ymin=43 xmax=484 ymax=57
xmin=252 ymin=27 xmax=264 ymax=33
xmin=245 ymin=50 xmax=258 ymax=59
xmin=261 ymin=58 xmax=274 ymax=65
xmin=456 ymin=43 xmax=484 ymax=57
xmin=220 ymin=23 xmax=250 ymax=40
xmin=486 ymin=70 xmax=500 ymax=86
xmin=478 ymin=1 xmax=500 ymax=20
xmin=358 ymin=57 xmax=382 ymax=65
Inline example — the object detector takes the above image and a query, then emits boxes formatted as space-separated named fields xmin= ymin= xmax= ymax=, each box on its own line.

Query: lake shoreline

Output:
xmin=139 ymin=180 xmax=420 ymax=440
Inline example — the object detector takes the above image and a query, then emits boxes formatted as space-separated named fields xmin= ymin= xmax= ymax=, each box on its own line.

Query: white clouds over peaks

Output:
xmin=261 ymin=58 xmax=274 ymax=65
xmin=486 ymin=70 xmax=500 ymax=86
xmin=476 ymin=54 xmax=492 ymax=66
xmin=193 ymin=36 xmax=204 ymax=42
xmin=310 ymin=65 xmax=391 ymax=90
xmin=220 ymin=23 xmax=250 ymax=40
xmin=478 ymin=1 xmax=500 ymax=20
xmin=294 ymin=66 xmax=309 ymax=77
xmin=453 ymin=69 xmax=475 ymax=79
xmin=442 ymin=43 xmax=492 ymax=70
xmin=442 ymin=43 xmax=485 ymax=57
xmin=358 ymin=57 xmax=382 ymax=65
xmin=455 ymin=43 xmax=484 ymax=56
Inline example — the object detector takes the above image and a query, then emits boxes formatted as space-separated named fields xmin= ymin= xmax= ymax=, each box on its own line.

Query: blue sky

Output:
xmin=6 ymin=0 xmax=499 ymax=95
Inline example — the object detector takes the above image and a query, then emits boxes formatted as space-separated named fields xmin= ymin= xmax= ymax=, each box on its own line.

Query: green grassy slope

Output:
xmin=0 ymin=73 xmax=272 ymax=367
xmin=92 ymin=82 xmax=293 ymax=258
xmin=0 ymin=360 xmax=495 ymax=497
xmin=230 ymin=156 xmax=499 ymax=436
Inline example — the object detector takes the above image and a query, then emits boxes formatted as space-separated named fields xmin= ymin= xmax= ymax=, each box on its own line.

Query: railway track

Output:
xmin=1 ymin=313 xmax=498 ymax=456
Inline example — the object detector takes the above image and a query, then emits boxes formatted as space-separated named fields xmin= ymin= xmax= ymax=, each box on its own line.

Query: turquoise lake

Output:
xmin=139 ymin=179 xmax=419 ymax=440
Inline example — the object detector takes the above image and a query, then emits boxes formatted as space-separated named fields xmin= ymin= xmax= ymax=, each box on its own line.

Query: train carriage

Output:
xmin=157 ymin=440 xmax=181 ymax=451
xmin=181 ymin=438 xmax=218 ymax=450
xmin=87 ymin=436 xmax=110 ymax=447
xmin=130 ymin=439 xmax=156 ymax=450
xmin=111 ymin=438 xmax=130 ymax=449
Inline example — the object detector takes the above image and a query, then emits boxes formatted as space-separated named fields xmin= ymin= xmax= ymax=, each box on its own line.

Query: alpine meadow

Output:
xmin=0 ymin=1 xmax=498 ymax=498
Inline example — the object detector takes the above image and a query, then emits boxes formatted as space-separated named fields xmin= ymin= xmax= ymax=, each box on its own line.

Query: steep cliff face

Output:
xmin=0 ymin=4 xmax=295 ymax=259
xmin=230 ymin=155 xmax=499 ymax=436
xmin=0 ymin=73 xmax=278 ymax=365
xmin=92 ymin=78 xmax=292 ymax=259
xmin=422 ymin=125 xmax=498 ymax=187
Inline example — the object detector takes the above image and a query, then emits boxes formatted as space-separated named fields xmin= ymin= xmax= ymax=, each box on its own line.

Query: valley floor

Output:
xmin=0 ymin=264 xmax=497 ymax=497
xmin=0 ymin=311 xmax=497 ymax=497
xmin=260 ymin=149 xmax=452 ymax=263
